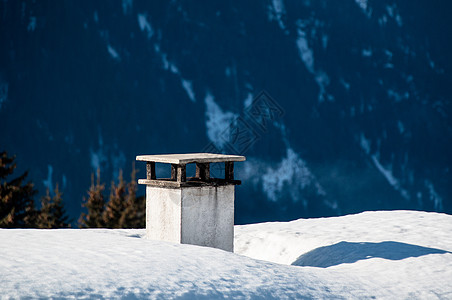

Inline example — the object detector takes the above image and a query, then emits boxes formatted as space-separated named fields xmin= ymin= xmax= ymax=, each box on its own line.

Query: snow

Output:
xmin=425 ymin=180 xmax=444 ymax=211
xmin=314 ymin=71 xmax=331 ymax=102
xmin=295 ymin=23 xmax=332 ymax=103
xmin=386 ymin=4 xmax=403 ymax=27
xmin=181 ymin=79 xmax=196 ymax=102
xmin=90 ymin=148 xmax=106 ymax=174
xmin=204 ymin=92 xmax=237 ymax=149
xmin=153 ymin=44 xmax=195 ymax=103
xmin=362 ymin=48 xmax=372 ymax=57
xmin=240 ymin=150 xmax=333 ymax=208
xmin=243 ymin=92 xmax=253 ymax=108
xmin=354 ymin=0 xmax=368 ymax=11
xmin=236 ymin=210 xmax=452 ymax=298
xmin=137 ymin=13 xmax=153 ymax=39
xmin=360 ymin=133 xmax=371 ymax=154
xmin=1 ymin=211 xmax=452 ymax=299
xmin=371 ymin=155 xmax=410 ymax=200
xmin=42 ymin=165 xmax=54 ymax=194
xmin=268 ymin=0 xmax=286 ymax=30
xmin=354 ymin=0 xmax=372 ymax=18
xmin=387 ymin=89 xmax=409 ymax=102
xmin=261 ymin=148 xmax=325 ymax=203
xmin=296 ymin=27 xmax=314 ymax=73
xmin=360 ymin=133 xmax=410 ymax=200
xmin=154 ymin=44 xmax=179 ymax=74
xmin=107 ymin=45 xmax=121 ymax=61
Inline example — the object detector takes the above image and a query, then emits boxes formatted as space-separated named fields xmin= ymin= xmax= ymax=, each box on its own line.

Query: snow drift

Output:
xmin=1 ymin=210 xmax=451 ymax=299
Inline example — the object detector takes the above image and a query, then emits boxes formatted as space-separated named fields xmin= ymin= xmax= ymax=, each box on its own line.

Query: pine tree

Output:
xmin=37 ymin=184 xmax=70 ymax=228
xmin=78 ymin=165 xmax=145 ymax=229
xmin=37 ymin=189 xmax=52 ymax=228
xmin=79 ymin=169 xmax=106 ymax=228
xmin=120 ymin=163 xmax=145 ymax=228
xmin=103 ymin=170 xmax=127 ymax=228
xmin=0 ymin=151 xmax=38 ymax=228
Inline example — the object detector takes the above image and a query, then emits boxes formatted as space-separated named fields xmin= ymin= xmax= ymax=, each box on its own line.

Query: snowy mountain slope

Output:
xmin=1 ymin=210 xmax=451 ymax=299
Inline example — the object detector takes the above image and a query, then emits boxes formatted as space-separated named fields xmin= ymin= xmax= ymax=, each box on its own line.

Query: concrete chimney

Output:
xmin=136 ymin=153 xmax=245 ymax=252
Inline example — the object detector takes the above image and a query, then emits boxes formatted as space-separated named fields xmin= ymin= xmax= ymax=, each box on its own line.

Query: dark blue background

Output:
xmin=1 ymin=0 xmax=451 ymax=225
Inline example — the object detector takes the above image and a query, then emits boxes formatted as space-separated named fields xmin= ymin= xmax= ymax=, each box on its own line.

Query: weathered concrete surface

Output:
xmin=137 ymin=153 xmax=245 ymax=164
xmin=181 ymin=186 xmax=234 ymax=252
xmin=146 ymin=187 xmax=182 ymax=243
xmin=146 ymin=185 xmax=235 ymax=252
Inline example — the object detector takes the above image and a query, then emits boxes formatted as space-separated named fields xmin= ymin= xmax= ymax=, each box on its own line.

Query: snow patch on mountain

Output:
xmin=385 ymin=4 xmax=403 ymax=27
xmin=261 ymin=148 xmax=326 ymax=204
xmin=360 ymin=133 xmax=371 ymax=154
xmin=107 ymin=45 xmax=120 ymax=61
xmin=88 ymin=130 xmax=127 ymax=180
xmin=354 ymin=0 xmax=368 ymax=11
xmin=137 ymin=13 xmax=153 ymax=39
xmin=268 ymin=0 xmax=287 ymax=31
xmin=296 ymin=27 xmax=314 ymax=73
xmin=154 ymin=44 xmax=178 ymax=74
xmin=360 ymin=133 xmax=410 ymax=200
xmin=42 ymin=165 xmax=54 ymax=194
xmin=181 ymin=79 xmax=195 ymax=102
xmin=425 ymin=180 xmax=443 ymax=211
xmin=314 ymin=71 xmax=332 ymax=102
xmin=362 ymin=48 xmax=372 ymax=57
xmin=90 ymin=149 xmax=107 ymax=176
xmin=153 ymin=44 xmax=194 ymax=102
xmin=204 ymin=92 xmax=237 ymax=149
xmin=371 ymin=154 xmax=410 ymax=200
xmin=243 ymin=92 xmax=253 ymax=108
xmin=296 ymin=22 xmax=332 ymax=102
xmin=354 ymin=0 xmax=372 ymax=18
xmin=387 ymin=89 xmax=409 ymax=103
xmin=241 ymin=148 xmax=326 ymax=205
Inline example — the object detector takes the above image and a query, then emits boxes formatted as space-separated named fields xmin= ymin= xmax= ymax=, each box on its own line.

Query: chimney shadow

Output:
xmin=292 ymin=241 xmax=451 ymax=268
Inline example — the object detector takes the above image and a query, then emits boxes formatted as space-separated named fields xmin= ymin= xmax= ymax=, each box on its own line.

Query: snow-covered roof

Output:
xmin=1 ymin=210 xmax=451 ymax=298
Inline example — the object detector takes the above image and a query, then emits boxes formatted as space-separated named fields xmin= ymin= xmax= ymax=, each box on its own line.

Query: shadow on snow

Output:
xmin=292 ymin=241 xmax=451 ymax=268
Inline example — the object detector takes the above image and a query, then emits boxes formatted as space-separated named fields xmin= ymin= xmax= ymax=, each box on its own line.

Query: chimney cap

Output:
xmin=136 ymin=153 xmax=246 ymax=165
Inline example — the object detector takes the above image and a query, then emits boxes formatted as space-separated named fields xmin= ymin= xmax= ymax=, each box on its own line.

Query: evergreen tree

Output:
xmin=103 ymin=170 xmax=127 ymax=228
xmin=78 ymin=165 xmax=145 ymax=229
xmin=37 ymin=184 xmax=71 ymax=228
xmin=0 ymin=151 xmax=38 ymax=228
xmin=79 ymin=169 xmax=106 ymax=228
xmin=120 ymin=163 xmax=145 ymax=228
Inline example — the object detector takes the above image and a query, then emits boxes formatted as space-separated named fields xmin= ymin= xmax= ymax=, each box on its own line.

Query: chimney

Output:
xmin=136 ymin=153 xmax=245 ymax=252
